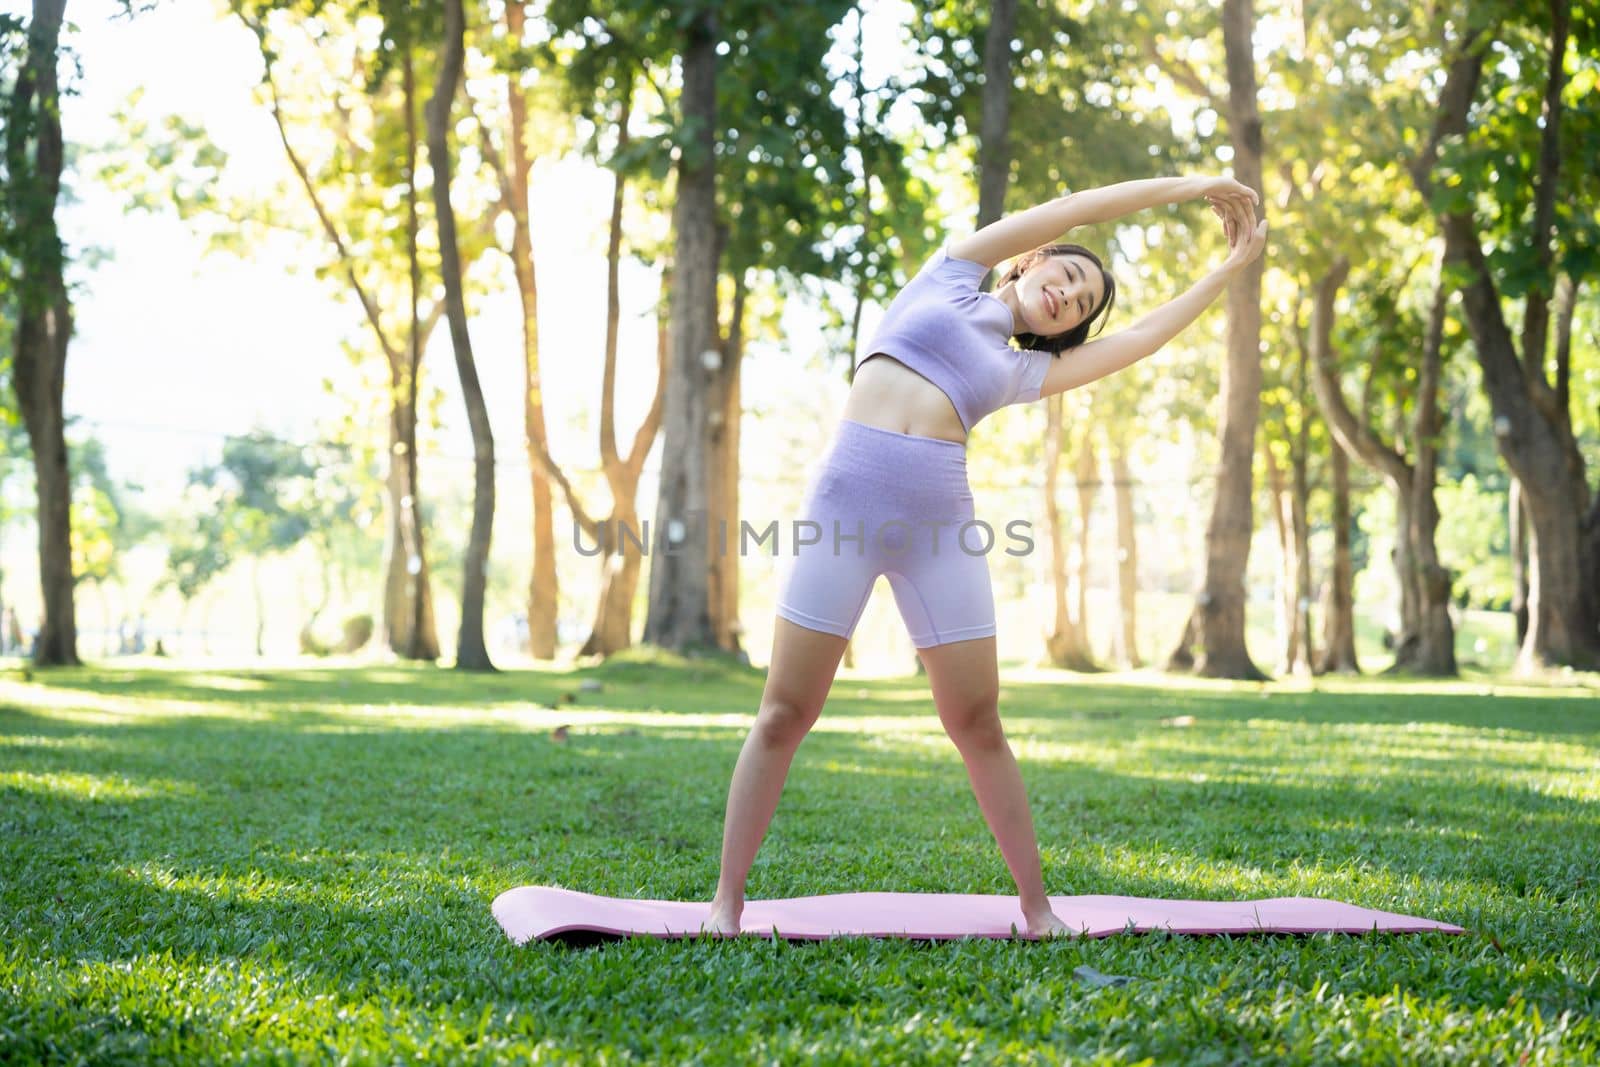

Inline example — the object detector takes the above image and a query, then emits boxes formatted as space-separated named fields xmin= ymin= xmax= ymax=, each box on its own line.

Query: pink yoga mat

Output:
xmin=491 ymin=886 xmax=1465 ymax=943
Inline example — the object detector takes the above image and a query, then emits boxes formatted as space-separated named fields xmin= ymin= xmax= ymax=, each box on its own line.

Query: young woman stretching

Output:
xmin=703 ymin=176 xmax=1268 ymax=937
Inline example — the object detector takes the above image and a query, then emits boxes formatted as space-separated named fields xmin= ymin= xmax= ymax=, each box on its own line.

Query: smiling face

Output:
xmin=1014 ymin=252 xmax=1108 ymax=337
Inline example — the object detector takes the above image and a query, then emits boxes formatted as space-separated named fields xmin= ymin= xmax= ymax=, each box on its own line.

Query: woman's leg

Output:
xmin=915 ymin=634 xmax=1069 ymax=937
xmin=704 ymin=616 xmax=850 ymax=933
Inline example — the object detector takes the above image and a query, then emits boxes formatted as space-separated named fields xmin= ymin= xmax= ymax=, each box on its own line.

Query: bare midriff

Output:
xmin=841 ymin=353 xmax=967 ymax=445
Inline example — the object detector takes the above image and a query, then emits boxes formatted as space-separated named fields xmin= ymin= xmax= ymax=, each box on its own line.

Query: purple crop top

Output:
xmin=856 ymin=245 xmax=1056 ymax=433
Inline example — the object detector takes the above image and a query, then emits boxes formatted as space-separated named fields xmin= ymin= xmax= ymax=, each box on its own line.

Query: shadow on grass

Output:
xmin=4 ymin=666 xmax=1597 ymax=1051
xmin=6 ymin=656 xmax=946 ymax=722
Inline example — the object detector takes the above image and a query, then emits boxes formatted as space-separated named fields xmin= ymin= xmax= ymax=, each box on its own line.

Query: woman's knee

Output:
xmin=753 ymin=698 xmax=819 ymax=748
xmin=938 ymin=696 xmax=1004 ymax=749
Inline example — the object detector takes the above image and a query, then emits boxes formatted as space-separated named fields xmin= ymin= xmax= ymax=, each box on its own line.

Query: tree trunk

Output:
xmin=503 ymin=0 xmax=559 ymax=660
xmin=643 ymin=10 xmax=719 ymax=653
xmin=976 ymin=0 xmax=1017 ymax=229
xmin=7 ymin=0 xmax=80 ymax=667
xmin=1444 ymin=211 xmax=1597 ymax=670
xmin=382 ymin=415 xmax=440 ymax=660
xmin=574 ymin=264 xmax=670 ymax=658
xmin=1315 ymin=443 xmax=1359 ymax=674
xmin=1388 ymin=485 xmax=1420 ymax=668
xmin=1288 ymin=456 xmax=1313 ymax=675
xmin=201 ymin=593 xmax=214 ymax=657
xmin=1044 ymin=395 xmax=1093 ymax=669
xmin=708 ymin=273 xmax=746 ymax=655
xmin=300 ymin=540 xmax=334 ymax=655
xmin=252 ymin=556 xmax=266 ymax=657
xmin=1107 ymin=436 xmax=1141 ymax=667
xmin=1290 ymin=333 xmax=1315 ymax=674
xmin=1072 ymin=432 xmax=1098 ymax=664
xmin=1509 ymin=476 xmax=1529 ymax=644
xmin=1408 ymin=276 xmax=1456 ymax=675
xmin=383 ymin=42 xmax=440 ymax=662
xmin=587 ymin=87 xmax=632 ymax=658
xmin=1262 ymin=439 xmax=1305 ymax=674
xmin=1164 ymin=610 xmax=1198 ymax=671
xmin=492 ymin=74 xmax=667 ymax=662
xmin=429 ymin=0 xmax=496 ymax=671
xmin=1306 ymin=258 xmax=1450 ymax=673
xmin=579 ymin=509 xmax=644 ymax=656
xmin=1186 ymin=0 xmax=1267 ymax=680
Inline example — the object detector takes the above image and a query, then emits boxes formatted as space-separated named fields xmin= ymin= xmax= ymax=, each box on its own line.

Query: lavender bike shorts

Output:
xmin=773 ymin=417 xmax=996 ymax=648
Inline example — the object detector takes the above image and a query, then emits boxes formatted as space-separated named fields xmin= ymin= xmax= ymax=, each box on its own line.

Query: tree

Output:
xmin=1260 ymin=371 xmax=1316 ymax=676
xmin=69 ymin=435 xmax=157 ymax=655
xmin=1310 ymin=260 xmax=1458 ymax=675
xmin=1255 ymin=0 xmax=1462 ymax=677
xmin=832 ymin=6 xmax=940 ymax=671
xmin=534 ymin=1 xmax=678 ymax=659
xmin=1042 ymin=392 xmax=1095 ymax=670
xmin=227 ymin=0 xmax=466 ymax=662
xmin=291 ymin=437 xmax=380 ymax=654
xmin=542 ymin=1 xmax=864 ymax=659
xmin=1167 ymin=0 xmax=1268 ymax=680
xmin=1317 ymin=442 xmax=1360 ymax=674
xmin=643 ymin=5 xmax=718 ymax=653
xmin=191 ymin=433 xmax=317 ymax=656
xmin=2 ymin=0 xmax=78 ymax=666
xmin=1411 ymin=1 xmax=1600 ymax=671
xmin=479 ymin=0 xmax=568 ymax=660
xmin=975 ymin=0 xmax=1016 ymax=230
xmin=159 ymin=487 xmax=232 ymax=656
xmin=425 ymin=0 xmax=495 ymax=671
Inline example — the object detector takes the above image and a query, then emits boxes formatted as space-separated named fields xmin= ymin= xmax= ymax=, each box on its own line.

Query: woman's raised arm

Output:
xmin=947 ymin=175 xmax=1258 ymax=270
xmin=1034 ymin=196 xmax=1268 ymax=398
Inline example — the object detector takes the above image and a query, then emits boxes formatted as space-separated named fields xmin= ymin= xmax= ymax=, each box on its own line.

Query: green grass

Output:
xmin=2 ymin=659 xmax=1597 ymax=1064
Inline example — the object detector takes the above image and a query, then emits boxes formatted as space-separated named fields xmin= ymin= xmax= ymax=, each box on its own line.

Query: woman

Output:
xmin=703 ymin=176 xmax=1268 ymax=937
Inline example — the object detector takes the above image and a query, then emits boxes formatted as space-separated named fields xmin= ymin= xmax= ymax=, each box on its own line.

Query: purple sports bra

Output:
xmin=857 ymin=245 xmax=1056 ymax=433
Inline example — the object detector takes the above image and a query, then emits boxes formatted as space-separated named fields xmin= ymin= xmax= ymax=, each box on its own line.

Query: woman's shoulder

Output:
xmin=891 ymin=244 xmax=988 ymax=308
xmin=915 ymin=243 xmax=988 ymax=285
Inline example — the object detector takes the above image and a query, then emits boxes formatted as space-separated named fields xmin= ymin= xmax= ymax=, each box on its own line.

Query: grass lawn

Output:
xmin=2 ymin=655 xmax=1597 ymax=1064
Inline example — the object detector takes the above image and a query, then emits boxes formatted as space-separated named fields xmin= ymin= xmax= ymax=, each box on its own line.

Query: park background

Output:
xmin=3 ymin=0 xmax=1598 ymax=1062
xmin=4 ymin=0 xmax=1593 ymax=678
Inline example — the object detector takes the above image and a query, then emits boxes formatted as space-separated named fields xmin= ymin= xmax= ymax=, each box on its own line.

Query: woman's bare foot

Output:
xmin=1024 ymin=908 xmax=1072 ymax=939
xmin=701 ymin=896 xmax=743 ymax=938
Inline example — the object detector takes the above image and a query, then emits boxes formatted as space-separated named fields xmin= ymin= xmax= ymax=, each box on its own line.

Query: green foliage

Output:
xmin=1438 ymin=15 xmax=1600 ymax=293
xmin=92 ymin=89 xmax=240 ymax=251
xmin=68 ymin=435 xmax=155 ymax=592
xmin=1436 ymin=473 xmax=1514 ymax=611
xmin=190 ymin=432 xmax=318 ymax=559
xmin=159 ymin=432 xmax=324 ymax=607
xmin=212 ymin=0 xmax=478 ymax=364
xmin=0 ymin=10 xmax=66 ymax=319
xmin=544 ymin=0 xmax=880 ymax=338
xmin=906 ymin=0 xmax=1187 ymax=214
xmin=713 ymin=0 xmax=857 ymax=285
xmin=163 ymin=429 xmax=382 ymax=626
xmin=160 ymin=500 xmax=231 ymax=605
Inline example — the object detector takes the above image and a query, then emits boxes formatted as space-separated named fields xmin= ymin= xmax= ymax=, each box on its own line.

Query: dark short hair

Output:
xmin=998 ymin=243 xmax=1117 ymax=354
